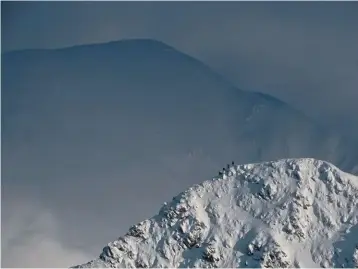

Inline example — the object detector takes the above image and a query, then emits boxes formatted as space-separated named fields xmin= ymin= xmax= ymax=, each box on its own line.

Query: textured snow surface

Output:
xmin=73 ymin=158 xmax=358 ymax=268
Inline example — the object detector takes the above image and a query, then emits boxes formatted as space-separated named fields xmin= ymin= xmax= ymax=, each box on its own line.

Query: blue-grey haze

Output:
xmin=1 ymin=2 xmax=358 ymax=268
xmin=2 ymin=2 xmax=358 ymax=137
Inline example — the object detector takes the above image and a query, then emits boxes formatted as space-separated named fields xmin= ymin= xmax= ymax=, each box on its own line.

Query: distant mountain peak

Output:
xmin=87 ymin=38 xmax=178 ymax=52
xmin=3 ymin=36 xmax=357 ymax=174
xmin=3 ymin=38 xmax=178 ymax=56
xmin=111 ymin=38 xmax=174 ymax=47
xmin=73 ymin=158 xmax=358 ymax=268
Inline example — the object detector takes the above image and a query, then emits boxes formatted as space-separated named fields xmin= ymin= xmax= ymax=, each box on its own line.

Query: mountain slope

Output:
xmin=74 ymin=158 xmax=358 ymax=268
xmin=2 ymin=39 xmax=357 ymax=172
xmin=2 ymin=38 xmax=357 ymax=255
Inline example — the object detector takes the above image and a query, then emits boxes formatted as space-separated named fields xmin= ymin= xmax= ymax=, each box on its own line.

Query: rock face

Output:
xmin=73 ymin=158 xmax=358 ymax=268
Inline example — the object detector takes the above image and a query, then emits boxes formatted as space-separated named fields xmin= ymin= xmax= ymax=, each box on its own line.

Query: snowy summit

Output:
xmin=73 ymin=158 xmax=358 ymax=268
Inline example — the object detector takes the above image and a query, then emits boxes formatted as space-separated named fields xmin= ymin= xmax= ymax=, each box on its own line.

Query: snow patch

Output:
xmin=73 ymin=158 xmax=358 ymax=268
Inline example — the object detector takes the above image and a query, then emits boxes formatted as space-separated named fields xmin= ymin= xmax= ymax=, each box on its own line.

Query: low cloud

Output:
xmin=2 ymin=197 xmax=92 ymax=268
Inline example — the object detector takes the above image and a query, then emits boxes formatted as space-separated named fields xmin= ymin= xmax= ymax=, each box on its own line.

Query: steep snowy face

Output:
xmin=73 ymin=158 xmax=358 ymax=268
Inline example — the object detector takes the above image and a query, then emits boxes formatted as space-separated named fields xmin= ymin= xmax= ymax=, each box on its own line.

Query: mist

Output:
xmin=1 ymin=2 xmax=358 ymax=268
xmin=2 ymin=2 xmax=358 ymax=138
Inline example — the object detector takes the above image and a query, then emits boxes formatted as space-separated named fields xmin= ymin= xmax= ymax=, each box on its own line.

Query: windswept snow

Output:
xmin=73 ymin=158 xmax=358 ymax=268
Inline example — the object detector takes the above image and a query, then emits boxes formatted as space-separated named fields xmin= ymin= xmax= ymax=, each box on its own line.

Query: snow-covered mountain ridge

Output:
xmin=73 ymin=158 xmax=358 ymax=268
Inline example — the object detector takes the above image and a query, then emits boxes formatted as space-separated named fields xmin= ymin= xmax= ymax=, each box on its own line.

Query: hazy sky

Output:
xmin=2 ymin=2 xmax=358 ymax=268
xmin=2 ymin=1 xmax=358 ymax=138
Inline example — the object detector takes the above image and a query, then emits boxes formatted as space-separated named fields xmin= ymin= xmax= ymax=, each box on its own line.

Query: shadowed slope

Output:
xmin=2 ymin=39 xmax=357 ymax=262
